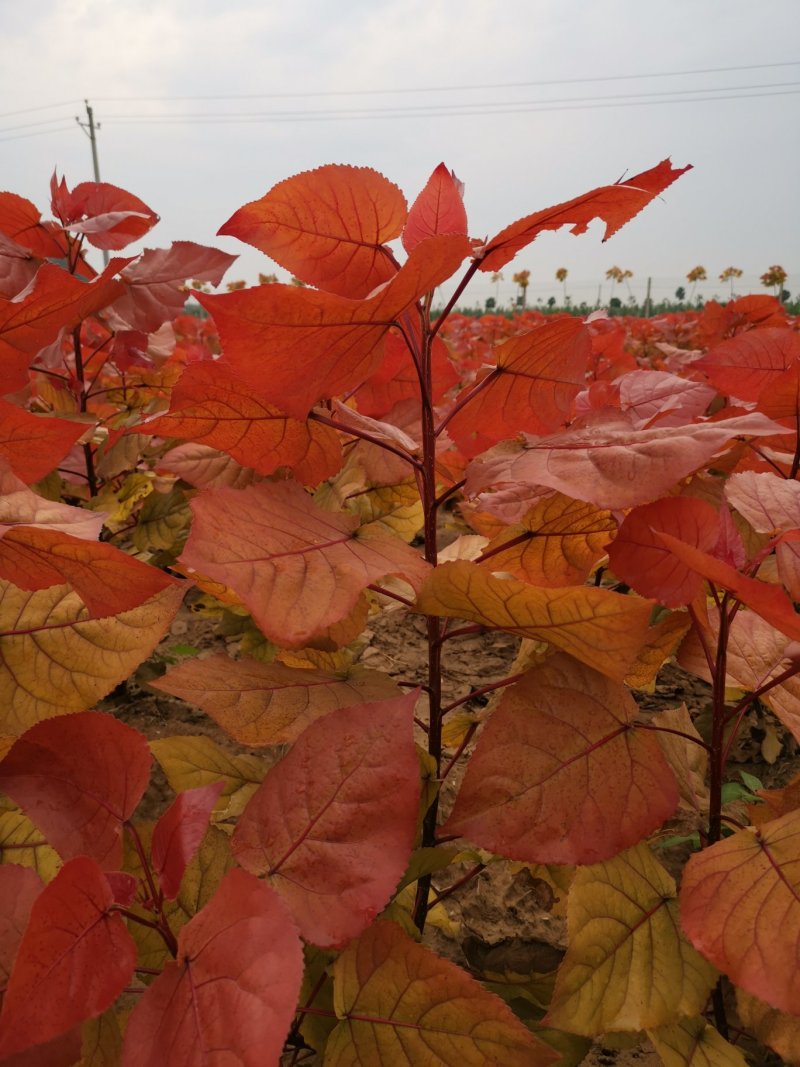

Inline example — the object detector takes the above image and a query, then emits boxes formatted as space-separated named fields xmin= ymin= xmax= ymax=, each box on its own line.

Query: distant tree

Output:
xmin=761 ymin=265 xmax=788 ymax=301
xmin=546 ymin=295 xmax=556 ymax=309
xmin=512 ymin=269 xmax=531 ymax=309
xmin=258 ymin=273 xmax=278 ymax=285
xmin=485 ymin=297 xmax=496 ymax=311
xmin=718 ymin=266 xmax=742 ymax=299
xmin=686 ymin=265 xmax=707 ymax=303
xmin=490 ymin=271 xmax=504 ymax=305
xmin=675 ymin=286 xmax=686 ymax=302
xmin=555 ymin=267 xmax=568 ymax=305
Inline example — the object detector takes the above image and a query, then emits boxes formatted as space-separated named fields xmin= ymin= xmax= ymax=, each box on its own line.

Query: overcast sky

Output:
xmin=4 ymin=0 xmax=798 ymax=308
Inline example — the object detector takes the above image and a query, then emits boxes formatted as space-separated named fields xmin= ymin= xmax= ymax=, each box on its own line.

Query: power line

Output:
xmin=99 ymin=87 xmax=800 ymax=125
xmin=0 ymin=125 xmax=75 ymax=143
xmin=90 ymin=59 xmax=800 ymax=102
xmin=96 ymin=81 xmax=800 ymax=122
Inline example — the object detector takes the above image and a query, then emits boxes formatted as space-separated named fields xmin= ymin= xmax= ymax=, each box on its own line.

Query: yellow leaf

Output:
xmin=647 ymin=1016 xmax=748 ymax=1066
xmin=79 ymin=1008 xmax=124 ymax=1066
xmin=479 ymin=493 xmax=615 ymax=587
xmin=0 ymin=807 xmax=61 ymax=881
xmin=348 ymin=480 xmax=424 ymax=542
xmin=546 ymin=843 xmax=716 ymax=1035
xmin=0 ymin=581 xmax=184 ymax=738
xmin=736 ymin=988 xmax=800 ymax=1066
xmin=175 ymin=825 xmax=235 ymax=918
xmin=92 ymin=472 xmax=153 ymax=523
xmin=625 ymin=611 xmax=691 ymax=690
xmin=132 ymin=486 xmax=191 ymax=553
xmin=149 ymin=735 xmax=269 ymax=819
xmin=416 ymin=560 xmax=653 ymax=682
xmin=328 ymin=920 xmax=558 ymax=1066
xmin=652 ymin=703 xmax=709 ymax=814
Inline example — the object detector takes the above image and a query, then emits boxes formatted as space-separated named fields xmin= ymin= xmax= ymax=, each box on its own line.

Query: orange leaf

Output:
xmin=478 ymin=492 xmax=615 ymax=587
xmin=608 ymin=497 xmax=720 ymax=607
xmin=736 ymin=988 xmax=800 ymax=1065
xmin=442 ymin=655 xmax=678 ymax=863
xmin=478 ymin=158 xmax=691 ymax=272
xmin=199 ymin=233 xmax=472 ymax=419
xmin=152 ymin=652 xmax=400 ymax=745
xmin=416 ymin=560 xmax=653 ymax=681
xmin=447 ymin=318 xmax=590 ymax=457
xmin=121 ymin=869 xmax=303 ymax=1067
xmin=466 ymin=412 xmax=784 ymax=509
xmin=219 ymin=164 xmax=406 ymax=298
xmin=679 ymin=809 xmax=800 ymax=1014
xmin=232 ymin=694 xmax=419 ymax=947
xmin=402 ymin=163 xmax=467 ymax=253
xmin=327 ymin=919 xmax=558 ymax=1066
xmin=151 ymin=782 xmax=226 ymax=899
xmin=142 ymin=361 xmax=341 ymax=484
xmin=0 ymin=857 xmax=136 ymax=1059
xmin=180 ymin=480 xmax=428 ymax=648
xmin=0 ymin=526 xmax=179 ymax=617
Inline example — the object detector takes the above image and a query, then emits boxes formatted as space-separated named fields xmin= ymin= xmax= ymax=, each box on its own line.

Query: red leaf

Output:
xmin=478 ymin=159 xmax=691 ymax=272
xmin=695 ymin=327 xmax=800 ymax=402
xmin=0 ymin=262 xmax=125 ymax=391
xmin=442 ymin=655 xmax=678 ymax=863
xmin=0 ymin=192 xmax=67 ymax=259
xmin=219 ymin=164 xmax=406 ymax=298
xmin=0 ymin=400 xmax=86 ymax=483
xmin=402 ymin=163 xmax=468 ymax=253
xmin=0 ymin=526 xmax=180 ymax=617
xmin=0 ymin=711 xmax=152 ymax=868
xmin=180 ymin=479 xmax=429 ymax=648
xmin=354 ymin=330 xmax=458 ymax=418
xmin=50 ymin=175 xmax=159 ymax=251
xmin=111 ymin=241 xmax=237 ymax=331
xmin=0 ymin=866 xmax=42 ymax=991
xmin=466 ymin=412 xmax=784 ymax=510
xmin=142 ymin=361 xmax=342 ymax=484
xmin=151 ymin=782 xmax=226 ymax=900
xmin=447 ymin=317 xmax=590 ymax=458
xmin=199 ymin=233 xmax=472 ymax=419
xmin=232 ymin=693 xmax=420 ymax=947
xmin=121 ymin=869 xmax=303 ymax=1067
xmin=0 ymin=857 xmax=136 ymax=1058
xmin=655 ymin=530 xmax=800 ymax=641
xmin=607 ymin=497 xmax=720 ymax=607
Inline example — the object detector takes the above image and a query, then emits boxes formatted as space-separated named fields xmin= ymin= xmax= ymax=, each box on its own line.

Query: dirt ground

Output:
xmin=107 ymin=600 xmax=798 ymax=1066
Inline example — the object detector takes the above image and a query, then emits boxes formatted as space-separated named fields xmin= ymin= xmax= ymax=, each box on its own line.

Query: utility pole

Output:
xmin=644 ymin=276 xmax=652 ymax=317
xmin=75 ymin=99 xmax=109 ymax=266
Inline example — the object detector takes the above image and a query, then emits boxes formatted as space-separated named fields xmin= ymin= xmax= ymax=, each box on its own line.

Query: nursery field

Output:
xmin=1 ymin=162 xmax=800 ymax=1066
